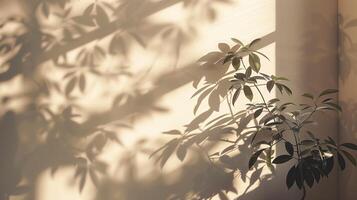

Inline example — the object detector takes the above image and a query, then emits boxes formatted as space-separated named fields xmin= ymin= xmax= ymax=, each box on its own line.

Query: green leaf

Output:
xmin=302 ymin=93 xmax=314 ymax=99
xmin=322 ymin=157 xmax=334 ymax=175
xmin=286 ymin=165 xmax=296 ymax=189
xmin=272 ymin=155 xmax=292 ymax=164
xmin=340 ymin=149 xmax=356 ymax=166
xmin=300 ymin=140 xmax=315 ymax=146
xmin=319 ymin=89 xmax=338 ymax=97
xmin=268 ymin=98 xmax=280 ymax=104
xmin=245 ymin=67 xmax=252 ymax=77
xmin=231 ymin=38 xmax=244 ymax=46
xmin=341 ymin=143 xmax=357 ymax=150
xmin=249 ymin=149 xmax=266 ymax=169
xmin=254 ymin=108 xmax=263 ymax=118
xmin=232 ymin=87 xmax=241 ymax=106
xmin=232 ymin=57 xmax=241 ymax=70
xmin=337 ymin=151 xmax=346 ymax=170
xmin=324 ymin=102 xmax=342 ymax=112
xmin=266 ymin=80 xmax=275 ymax=92
xmin=223 ymin=54 xmax=234 ymax=64
xmin=285 ymin=142 xmax=294 ymax=156
xmin=282 ymin=84 xmax=292 ymax=95
xmin=303 ymin=167 xmax=314 ymax=188
xmin=243 ymin=85 xmax=253 ymax=101
xmin=218 ymin=43 xmax=230 ymax=52
xmin=249 ymin=38 xmax=261 ymax=47
xmin=249 ymin=53 xmax=261 ymax=72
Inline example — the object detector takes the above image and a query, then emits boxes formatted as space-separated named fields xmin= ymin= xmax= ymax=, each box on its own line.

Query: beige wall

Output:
xmin=0 ymin=0 xmax=350 ymax=200
xmin=338 ymin=1 xmax=357 ymax=200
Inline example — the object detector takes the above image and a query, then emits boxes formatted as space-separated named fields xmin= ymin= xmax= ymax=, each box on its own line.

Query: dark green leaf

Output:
xmin=337 ymin=151 xmax=346 ymax=170
xmin=282 ymin=84 xmax=292 ymax=95
xmin=245 ymin=67 xmax=252 ymax=77
xmin=272 ymin=155 xmax=292 ymax=164
xmin=340 ymin=149 xmax=356 ymax=166
xmin=286 ymin=165 xmax=296 ymax=189
xmin=243 ymin=85 xmax=253 ymax=101
xmin=285 ymin=142 xmax=294 ymax=156
xmin=300 ymin=140 xmax=315 ymax=146
xmin=341 ymin=143 xmax=357 ymax=150
xmin=254 ymin=108 xmax=263 ymax=118
xmin=322 ymin=156 xmax=334 ymax=176
xmin=267 ymin=80 xmax=275 ymax=92
xmin=268 ymin=98 xmax=280 ymax=104
xmin=232 ymin=87 xmax=241 ymax=105
xmin=303 ymin=167 xmax=314 ymax=188
xmin=327 ymin=136 xmax=337 ymax=146
xmin=311 ymin=167 xmax=321 ymax=183
xmin=249 ymin=148 xmax=266 ymax=169
xmin=295 ymin=166 xmax=304 ymax=189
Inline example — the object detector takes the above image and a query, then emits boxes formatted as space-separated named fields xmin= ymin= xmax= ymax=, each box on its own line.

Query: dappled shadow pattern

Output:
xmin=0 ymin=0 xmax=241 ymax=200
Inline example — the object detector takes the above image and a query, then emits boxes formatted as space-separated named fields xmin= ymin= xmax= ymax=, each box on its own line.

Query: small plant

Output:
xmin=151 ymin=38 xmax=357 ymax=200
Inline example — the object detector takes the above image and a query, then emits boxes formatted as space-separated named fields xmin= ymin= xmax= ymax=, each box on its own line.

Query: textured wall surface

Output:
xmin=0 ymin=0 xmax=351 ymax=200
xmin=339 ymin=1 xmax=357 ymax=200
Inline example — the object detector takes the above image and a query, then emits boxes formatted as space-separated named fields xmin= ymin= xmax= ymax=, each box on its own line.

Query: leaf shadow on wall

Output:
xmin=0 ymin=0 xmax=274 ymax=200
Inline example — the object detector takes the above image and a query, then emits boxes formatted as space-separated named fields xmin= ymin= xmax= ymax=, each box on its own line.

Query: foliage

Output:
xmin=152 ymin=38 xmax=357 ymax=200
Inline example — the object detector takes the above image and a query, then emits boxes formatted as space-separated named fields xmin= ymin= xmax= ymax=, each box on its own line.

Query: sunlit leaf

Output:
xmin=249 ymin=38 xmax=261 ymax=47
xmin=249 ymin=53 xmax=261 ymax=73
xmin=231 ymin=38 xmax=244 ymax=46
xmin=218 ymin=43 xmax=230 ymax=52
